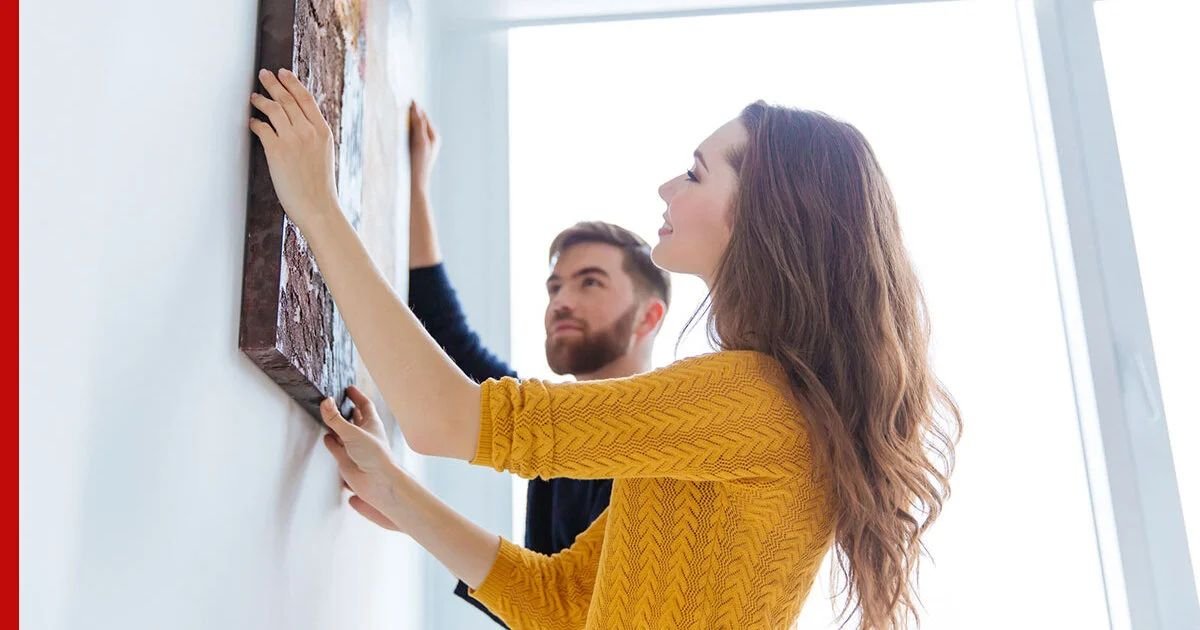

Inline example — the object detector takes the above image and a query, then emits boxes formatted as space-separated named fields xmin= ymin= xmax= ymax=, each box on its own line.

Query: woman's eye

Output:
xmin=686 ymin=169 xmax=698 ymax=182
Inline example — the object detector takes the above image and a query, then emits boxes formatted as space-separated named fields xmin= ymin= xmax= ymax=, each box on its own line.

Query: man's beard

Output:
xmin=545 ymin=305 xmax=639 ymax=376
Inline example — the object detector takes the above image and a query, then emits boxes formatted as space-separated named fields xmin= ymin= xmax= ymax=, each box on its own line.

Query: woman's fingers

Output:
xmin=250 ymin=93 xmax=292 ymax=137
xmin=345 ymin=386 xmax=385 ymax=431
xmin=321 ymin=397 xmax=384 ymax=461
xmin=323 ymin=433 xmax=357 ymax=471
xmin=277 ymin=68 xmax=327 ymax=128
xmin=349 ymin=495 xmax=400 ymax=531
xmin=257 ymin=69 xmax=304 ymax=129
xmin=345 ymin=385 xmax=374 ymax=412
xmin=320 ymin=398 xmax=363 ymax=440
xmin=249 ymin=117 xmax=277 ymax=147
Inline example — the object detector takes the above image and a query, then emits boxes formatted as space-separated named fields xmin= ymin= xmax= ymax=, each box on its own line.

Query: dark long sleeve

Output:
xmin=408 ymin=264 xmax=517 ymax=382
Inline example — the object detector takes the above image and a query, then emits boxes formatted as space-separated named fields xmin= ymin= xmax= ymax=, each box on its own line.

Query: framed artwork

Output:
xmin=239 ymin=0 xmax=366 ymax=422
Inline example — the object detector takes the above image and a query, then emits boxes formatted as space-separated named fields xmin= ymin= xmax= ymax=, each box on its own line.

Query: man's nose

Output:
xmin=549 ymin=296 xmax=575 ymax=318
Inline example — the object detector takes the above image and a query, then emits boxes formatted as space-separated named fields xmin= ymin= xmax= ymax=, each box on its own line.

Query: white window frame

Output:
xmin=426 ymin=1 xmax=1199 ymax=628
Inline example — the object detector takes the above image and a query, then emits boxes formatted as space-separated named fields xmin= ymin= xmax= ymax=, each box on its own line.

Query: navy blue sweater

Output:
xmin=408 ymin=264 xmax=613 ymax=627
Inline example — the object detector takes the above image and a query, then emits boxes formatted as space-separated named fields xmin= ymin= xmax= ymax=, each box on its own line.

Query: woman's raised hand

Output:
xmin=248 ymin=68 xmax=339 ymax=232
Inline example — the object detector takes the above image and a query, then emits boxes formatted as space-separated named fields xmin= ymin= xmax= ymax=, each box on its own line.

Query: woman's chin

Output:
xmin=650 ymin=241 xmax=680 ymax=273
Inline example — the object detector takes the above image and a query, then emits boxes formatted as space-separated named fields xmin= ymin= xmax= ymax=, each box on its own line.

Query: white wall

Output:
xmin=20 ymin=1 xmax=428 ymax=628
xmin=419 ymin=12 xmax=517 ymax=630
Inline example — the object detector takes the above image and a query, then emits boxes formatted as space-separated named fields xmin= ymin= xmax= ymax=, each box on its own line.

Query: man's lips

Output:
xmin=551 ymin=322 xmax=584 ymax=335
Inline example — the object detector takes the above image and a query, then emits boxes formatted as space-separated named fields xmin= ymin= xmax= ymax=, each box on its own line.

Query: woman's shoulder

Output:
xmin=550 ymin=351 xmax=794 ymax=409
xmin=659 ymin=350 xmax=787 ymax=380
xmin=645 ymin=351 xmax=794 ymax=401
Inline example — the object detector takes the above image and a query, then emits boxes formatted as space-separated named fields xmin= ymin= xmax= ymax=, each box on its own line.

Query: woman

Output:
xmin=249 ymin=68 xmax=961 ymax=629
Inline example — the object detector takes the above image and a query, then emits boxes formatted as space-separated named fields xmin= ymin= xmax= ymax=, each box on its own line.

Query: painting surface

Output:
xmin=240 ymin=0 xmax=366 ymax=421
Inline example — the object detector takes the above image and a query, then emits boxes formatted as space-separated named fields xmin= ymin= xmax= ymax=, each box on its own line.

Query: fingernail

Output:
xmin=279 ymin=68 xmax=290 ymax=76
xmin=321 ymin=398 xmax=333 ymax=410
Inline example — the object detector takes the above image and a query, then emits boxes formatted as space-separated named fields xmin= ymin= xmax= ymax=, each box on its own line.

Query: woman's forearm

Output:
xmin=388 ymin=468 xmax=502 ymax=590
xmin=297 ymin=202 xmax=480 ymax=460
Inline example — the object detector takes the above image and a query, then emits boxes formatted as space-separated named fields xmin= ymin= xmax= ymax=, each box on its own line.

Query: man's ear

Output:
xmin=635 ymin=298 xmax=667 ymax=339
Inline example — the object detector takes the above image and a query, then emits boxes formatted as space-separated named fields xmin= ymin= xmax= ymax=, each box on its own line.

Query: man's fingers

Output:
xmin=257 ymin=69 xmax=303 ymax=128
xmin=416 ymin=106 xmax=437 ymax=144
xmin=277 ymin=68 xmax=327 ymax=128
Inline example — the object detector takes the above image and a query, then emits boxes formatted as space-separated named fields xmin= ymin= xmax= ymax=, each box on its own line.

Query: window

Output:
xmin=1095 ymin=0 xmax=1200 ymax=586
xmin=507 ymin=2 xmax=1109 ymax=626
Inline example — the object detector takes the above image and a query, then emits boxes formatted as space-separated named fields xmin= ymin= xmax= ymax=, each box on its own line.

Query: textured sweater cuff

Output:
xmin=472 ymin=379 xmax=497 ymax=468
xmin=469 ymin=536 xmax=524 ymax=609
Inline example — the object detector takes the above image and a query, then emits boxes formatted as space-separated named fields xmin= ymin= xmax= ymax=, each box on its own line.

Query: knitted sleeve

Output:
xmin=471 ymin=352 xmax=809 ymax=482
xmin=469 ymin=510 xmax=607 ymax=630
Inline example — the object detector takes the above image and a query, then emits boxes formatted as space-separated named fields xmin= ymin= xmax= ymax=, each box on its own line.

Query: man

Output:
xmin=405 ymin=102 xmax=671 ymax=625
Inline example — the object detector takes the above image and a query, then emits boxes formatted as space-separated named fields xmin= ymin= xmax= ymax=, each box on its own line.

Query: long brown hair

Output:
xmin=702 ymin=102 xmax=962 ymax=629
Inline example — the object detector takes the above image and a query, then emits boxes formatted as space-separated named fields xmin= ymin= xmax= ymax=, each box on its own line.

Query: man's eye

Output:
xmin=583 ymin=277 xmax=601 ymax=287
xmin=547 ymin=285 xmax=560 ymax=295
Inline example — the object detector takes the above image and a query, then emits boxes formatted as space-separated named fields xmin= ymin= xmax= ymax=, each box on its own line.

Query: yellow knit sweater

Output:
xmin=468 ymin=351 xmax=835 ymax=629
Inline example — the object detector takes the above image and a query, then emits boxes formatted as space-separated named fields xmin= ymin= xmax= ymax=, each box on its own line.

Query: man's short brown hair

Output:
xmin=548 ymin=221 xmax=671 ymax=308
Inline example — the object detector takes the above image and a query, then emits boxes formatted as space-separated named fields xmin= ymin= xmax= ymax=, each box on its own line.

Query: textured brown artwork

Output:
xmin=240 ymin=0 xmax=366 ymax=422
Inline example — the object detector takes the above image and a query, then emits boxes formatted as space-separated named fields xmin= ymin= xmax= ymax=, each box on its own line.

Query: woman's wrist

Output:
xmin=380 ymin=464 xmax=420 ymax=534
xmin=289 ymin=196 xmax=344 ymax=237
xmin=382 ymin=462 xmax=502 ymax=588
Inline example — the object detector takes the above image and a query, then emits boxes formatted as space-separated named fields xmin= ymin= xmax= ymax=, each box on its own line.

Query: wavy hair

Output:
xmin=698 ymin=102 xmax=962 ymax=629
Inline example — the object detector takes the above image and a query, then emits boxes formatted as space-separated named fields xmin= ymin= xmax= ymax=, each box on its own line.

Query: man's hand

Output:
xmin=322 ymin=386 xmax=406 ymax=532
xmin=248 ymin=68 xmax=339 ymax=232
xmin=409 ymin=102 xmax=440 ymax=195
xmin=407 ymin=102 xmax=444 ymax=267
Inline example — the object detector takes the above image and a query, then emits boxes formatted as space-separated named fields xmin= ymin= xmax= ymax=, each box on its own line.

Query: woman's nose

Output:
xmin=658 ymin=176 xmax=677 ymax=203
